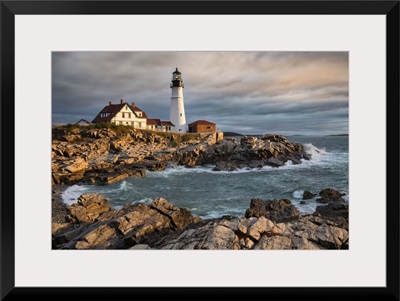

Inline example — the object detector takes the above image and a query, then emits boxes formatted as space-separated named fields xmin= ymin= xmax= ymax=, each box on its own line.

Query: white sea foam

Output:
xmin=61 ymin=185 xmax=87 ymax=205
xmin=295 ymin=200 xmax=319 ymax=215
xmin=119 ymin=180 xmax=128 ymax=191
xmin=136 ymin=197 xmax=153 ymax=204
xmin=303 ymin=143 xmax=327 ymax=158
xmin=292 ymin=190 xmax=304 ymax=199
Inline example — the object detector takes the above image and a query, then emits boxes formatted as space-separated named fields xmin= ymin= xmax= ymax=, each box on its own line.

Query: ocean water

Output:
xmin=61 ymin=135 xmax=349 ymax=219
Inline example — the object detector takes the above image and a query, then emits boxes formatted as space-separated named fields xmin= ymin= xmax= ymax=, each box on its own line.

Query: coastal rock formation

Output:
xmin=52 ymin=196 xmax=200 ymax=249
xmin=52 ymin=192 xmax=348 ymax=250
xmin=316 ymin=188 xmax=345 ymax=203
xmin=303 ymin=190 xmax=316 ymax=200
xmin=245 ymin=198 xmax=300 ymax=222
xmin=68 ymin=193 xmax=111 ymax=223
xmin=313 ymin=202 xmax=349 ymax=231
xmin=52 ymin=125 xmax=312 ymax=186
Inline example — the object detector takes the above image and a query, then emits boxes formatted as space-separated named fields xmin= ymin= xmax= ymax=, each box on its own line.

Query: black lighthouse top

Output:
xmin=171 ymin=68 xmax=184 ymax=88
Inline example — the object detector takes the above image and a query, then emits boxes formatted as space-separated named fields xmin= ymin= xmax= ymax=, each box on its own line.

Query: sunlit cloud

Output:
xmin=52 ymin=51 xmax=348 ymax=135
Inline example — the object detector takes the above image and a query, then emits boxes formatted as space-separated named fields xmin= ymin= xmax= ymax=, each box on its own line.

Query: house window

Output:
xmin=126 ymin=122 xmax=129 ymax=125
xmin=139 ymin=122 xmax=142 ymax=128
xmin=122 ymin=113 xmax=125 ymax=118
xmin=137 ymin=112 xmax=142 ymax=117
xmin=128 ymin=113 xmax=131 ymax=118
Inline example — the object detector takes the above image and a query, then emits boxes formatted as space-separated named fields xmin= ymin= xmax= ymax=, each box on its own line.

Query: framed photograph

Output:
xmin=2 ymin=0 xmax=399 ymax=300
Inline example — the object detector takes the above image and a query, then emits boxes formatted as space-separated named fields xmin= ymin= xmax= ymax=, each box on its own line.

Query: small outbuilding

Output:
xmin=188 ymin=120 xmax=216 ymax=133
xmin=76 ymin=119 xmax=92 ymax=126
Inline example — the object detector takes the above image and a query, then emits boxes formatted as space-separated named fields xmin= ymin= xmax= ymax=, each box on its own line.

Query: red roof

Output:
xmin=92 ymin=102 xmax=147 ymax=123
xmin=130 ymin=104 xmax=148 ymax=118
xmin=161 ymin=121 xmax=175 ymax=126
xmin=188 ymin=120 xmax=215 ymax=126
xmin=147 ymin=118 xmax=161 ymax=126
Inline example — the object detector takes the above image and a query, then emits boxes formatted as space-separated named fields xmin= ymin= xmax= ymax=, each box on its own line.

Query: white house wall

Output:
xmin=110 ymin=105 xmax=147 ymax=129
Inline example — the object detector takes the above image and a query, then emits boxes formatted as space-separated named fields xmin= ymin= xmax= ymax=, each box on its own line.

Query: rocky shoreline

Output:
xmin=52 ymin=125 xmax=348 ymax=250
xmin=52 ymin=188 xmax=348 ymax=250
xmin=52 ymin=125 xmax=311 ymax=186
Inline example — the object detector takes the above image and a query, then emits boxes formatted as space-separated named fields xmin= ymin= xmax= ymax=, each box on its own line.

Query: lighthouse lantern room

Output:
xmin=169 ymin=68 xmax=186 ymax=132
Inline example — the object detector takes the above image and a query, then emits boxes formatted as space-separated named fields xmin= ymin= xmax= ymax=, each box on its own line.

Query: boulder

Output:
xmin=266 ymin=157 xmax=284 ymax=167
xmin=245 ymin=198 xmax=300 ymax=222
xmin=316 ymin=188 xmax=345 ymax=203
xmin=151 ymin=197 xmax=196 ymax=230
xmin=303 ymin=190 xmax=316 ymax=200
xmin=68 ymin=194 xmax=111 ymax=223
xmin=313 ymin=202 xmax=349 ymax=230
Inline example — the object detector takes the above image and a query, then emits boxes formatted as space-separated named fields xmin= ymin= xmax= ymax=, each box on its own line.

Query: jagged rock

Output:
xmin=63 ymin=157 xmax=88 ymax=173
xmin=245 ymin=198 xmax=300 ymax=222
xmin=253 ymin=235 xmax=293 ymax=250
xmin=68 ymin=193 xmax=111 ymax=223
xmin=313 ymin=202 xmax=349 ymax=230
xmin=212 ymin=161 xmax=237 ymax=171
xmin=284 ymin=216 xmax=348 ymax=249
xmin=247 ymin=216 xmax=275 ymax=240
xmin=267 ymin=157 xmax=284 ymax=167
xmin=150 ymin=197 xmax=197 ymax=230
xmin=316 ymin=188 xmax=345 ymax=203
xmin=261 ymin=134 xmax=288 ymax=143
xmin=53 ymin=192 xmax=349 ymax=250
xmin=146 ymin=162 xmax=167 ymax=171
xmin=303 ymin=190 xmax=316 ymax=200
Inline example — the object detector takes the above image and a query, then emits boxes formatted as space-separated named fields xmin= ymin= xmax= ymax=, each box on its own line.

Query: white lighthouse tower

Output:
xmin=169 ymin=68 xmax=186 ymax=132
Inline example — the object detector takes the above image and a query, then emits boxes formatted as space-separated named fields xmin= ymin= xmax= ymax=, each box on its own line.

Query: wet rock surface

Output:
xmin=52 ymin=191 xmax=348 ymax=250
xmin=52 ymin=126 xmax=311 ymax=185
xmin=51 ymin=126 xmax=347 ymax=250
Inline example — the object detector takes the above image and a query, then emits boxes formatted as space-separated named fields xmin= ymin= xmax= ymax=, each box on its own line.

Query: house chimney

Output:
xmin=109 ymin=101 xmax=112 ymax=105
xmin=120 ymin=99 xmax=123 ymax=104
xmin=132 ymin=102 xmax=136 ymax=107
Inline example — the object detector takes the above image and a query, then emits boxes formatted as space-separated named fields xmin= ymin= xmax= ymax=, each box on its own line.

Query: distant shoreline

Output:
xmin=223 ymin=132 xmax=349 ymax=137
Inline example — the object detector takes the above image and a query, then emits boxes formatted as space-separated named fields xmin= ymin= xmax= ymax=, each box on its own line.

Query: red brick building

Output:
xmin=188 ymin=120 xmax=216 ymax=133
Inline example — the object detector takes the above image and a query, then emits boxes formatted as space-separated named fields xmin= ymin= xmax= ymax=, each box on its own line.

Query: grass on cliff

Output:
xmin=63 ymin=122 xmax=132 ymax=135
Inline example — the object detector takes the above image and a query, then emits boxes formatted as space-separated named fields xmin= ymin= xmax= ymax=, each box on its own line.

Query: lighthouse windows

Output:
xmin=180 ymin=113 xmax=182 ymax=116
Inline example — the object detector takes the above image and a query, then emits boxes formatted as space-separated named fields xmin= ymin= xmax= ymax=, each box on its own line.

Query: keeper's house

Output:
xmin=92 ymin=99 xmax=148 ymax=129
xmin=188 ymin=120 xmax=216 ymax=133
xmin=92 ymin=99 xmax=176 ymax=132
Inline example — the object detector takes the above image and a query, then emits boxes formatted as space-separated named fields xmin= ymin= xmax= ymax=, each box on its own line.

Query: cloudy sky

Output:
xmin=52 ymin=51 xmax=348 ymax=135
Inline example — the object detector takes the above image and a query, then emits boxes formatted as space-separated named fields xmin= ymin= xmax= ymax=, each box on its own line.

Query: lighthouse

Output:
xmin=169 ymin=68 xmax=186 ymax=132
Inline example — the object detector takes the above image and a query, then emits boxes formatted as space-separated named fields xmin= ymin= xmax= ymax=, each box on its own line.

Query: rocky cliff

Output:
xmin=52 ymin=125 xmax=311 ymax=186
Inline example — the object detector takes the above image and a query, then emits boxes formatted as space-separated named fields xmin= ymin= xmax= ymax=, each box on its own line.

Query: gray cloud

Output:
xmin=52 ymin=51 xmax=348 ymax=135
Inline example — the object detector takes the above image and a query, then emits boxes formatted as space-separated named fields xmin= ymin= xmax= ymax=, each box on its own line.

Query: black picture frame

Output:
xmin=1 ymin=1 xmax=399 ymax=300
